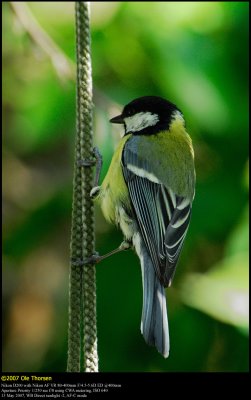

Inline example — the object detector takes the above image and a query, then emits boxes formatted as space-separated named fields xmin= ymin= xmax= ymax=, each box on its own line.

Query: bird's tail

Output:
xmin=134 ymin=234 xmax=169 ymax=358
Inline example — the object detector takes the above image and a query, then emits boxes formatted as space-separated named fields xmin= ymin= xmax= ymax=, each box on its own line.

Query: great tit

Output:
xmin=93 ymin=96 xmax=195 ymax=358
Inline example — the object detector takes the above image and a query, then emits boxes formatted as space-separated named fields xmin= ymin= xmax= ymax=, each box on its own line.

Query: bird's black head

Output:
xmin=110 ymin=96 xmax=183 ymax=135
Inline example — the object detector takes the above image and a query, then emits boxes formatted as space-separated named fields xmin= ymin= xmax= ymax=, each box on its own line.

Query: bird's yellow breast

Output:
xmin=99 ymin=134 xmax=132 ymax=224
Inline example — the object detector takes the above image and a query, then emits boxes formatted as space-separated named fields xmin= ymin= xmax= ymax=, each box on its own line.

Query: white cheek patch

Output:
xmin=124 ymin=112 xmax=159 ymax=133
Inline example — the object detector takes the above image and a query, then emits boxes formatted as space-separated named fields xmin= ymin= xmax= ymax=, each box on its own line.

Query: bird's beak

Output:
xmin=109 ymin=114 xmax=124 ymax=124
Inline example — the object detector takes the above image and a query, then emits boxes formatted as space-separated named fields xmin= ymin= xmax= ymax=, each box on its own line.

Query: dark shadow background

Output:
xmin=2 ymin=2 xmax=249 ymax=372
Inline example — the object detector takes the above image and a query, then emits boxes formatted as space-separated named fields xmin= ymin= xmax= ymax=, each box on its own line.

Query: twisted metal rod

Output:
xmin=67 ymin=1 xmax=98 ymax=373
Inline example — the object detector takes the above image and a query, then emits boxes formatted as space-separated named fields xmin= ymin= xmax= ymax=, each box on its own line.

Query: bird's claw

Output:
xmin=84 ymin=251 xmax=100 ymax=265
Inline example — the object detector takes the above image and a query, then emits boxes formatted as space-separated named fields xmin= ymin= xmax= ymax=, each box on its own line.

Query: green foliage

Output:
xmin=2 ymin=2 xmax=248 ymax=372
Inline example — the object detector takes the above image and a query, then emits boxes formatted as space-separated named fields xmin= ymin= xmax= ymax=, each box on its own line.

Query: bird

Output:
xmin=91 ymin=96 xmax=195 ymax=358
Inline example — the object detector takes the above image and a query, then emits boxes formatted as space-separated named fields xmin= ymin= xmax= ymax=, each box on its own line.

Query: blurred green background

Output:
xmin=2 ymin=2 xmax=249 ymax=372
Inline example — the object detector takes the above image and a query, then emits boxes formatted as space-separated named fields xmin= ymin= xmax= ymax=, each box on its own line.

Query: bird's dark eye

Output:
xmin=123 ymin=108 xmax=135 ymax=117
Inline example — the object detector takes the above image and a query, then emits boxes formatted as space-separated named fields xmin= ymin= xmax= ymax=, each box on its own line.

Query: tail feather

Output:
xmin=134 ymin=234 xmax=169 ymax=358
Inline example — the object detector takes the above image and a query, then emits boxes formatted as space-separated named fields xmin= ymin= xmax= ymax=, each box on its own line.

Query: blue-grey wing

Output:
xmin=122 ymin=142 xmax=192 ymax=287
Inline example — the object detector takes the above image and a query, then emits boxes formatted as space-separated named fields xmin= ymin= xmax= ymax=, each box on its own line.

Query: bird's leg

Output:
xmin=81 ymin=241 xmax=131 ymax=265
xmin=93 ymin=147 xmax=103 ymax=186
xmin=90 ymin=147 xmax=103 ymax=199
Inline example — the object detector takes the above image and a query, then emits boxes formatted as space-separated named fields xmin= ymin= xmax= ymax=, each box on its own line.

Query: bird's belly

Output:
xmin=99 ymin=133 xmax=134 ymax=240
xmin=100 ymin=185 xmax=134 ymax=241
xmin=116 ymin=205 xmax=135 ymax=240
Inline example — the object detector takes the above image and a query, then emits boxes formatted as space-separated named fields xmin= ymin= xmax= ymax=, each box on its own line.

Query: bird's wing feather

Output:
xmin=122 ymin=138 xmax=192 ymax=287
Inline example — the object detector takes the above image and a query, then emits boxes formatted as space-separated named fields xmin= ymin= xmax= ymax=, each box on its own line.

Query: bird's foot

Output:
xmin=119 ymin=241 xmax=131 ymax=251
